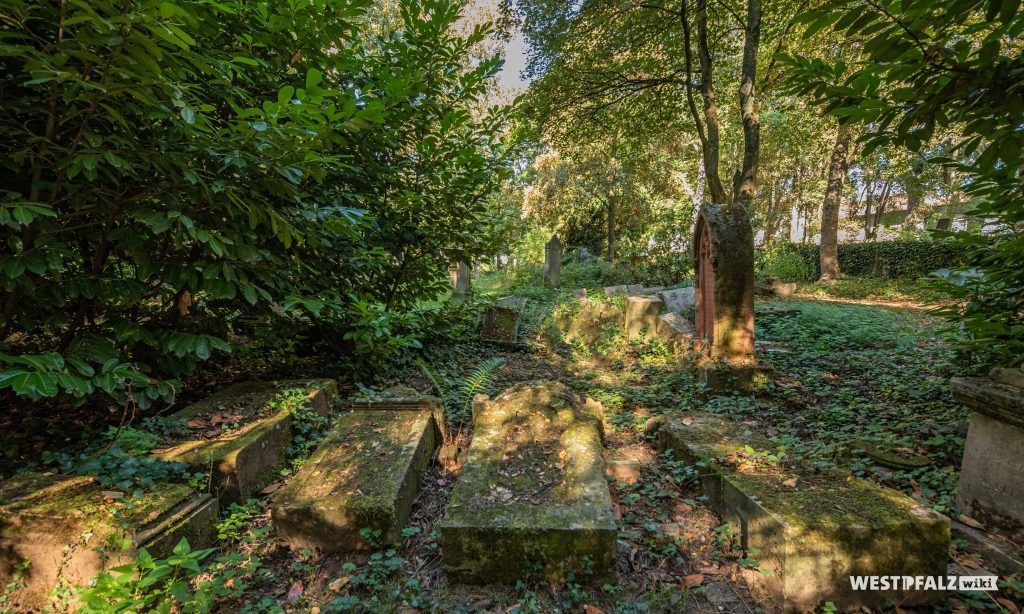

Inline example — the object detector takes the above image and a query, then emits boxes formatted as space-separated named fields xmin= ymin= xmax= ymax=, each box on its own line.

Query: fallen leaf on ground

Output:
xmin=681 ymin=573 xmax=704 ymax=590
xmin=958 ymin=514 xmax=985 ymax=529
xmin=100 ymin=490 xmax=125 ymax=500
xmin=681 ymin=417 xmax=694 ymax=425
xmin=285 ymin=580 xmax=303 ymax=602
xmin=782 ymin=477 xmax=798 ymax=488
xmin=259 ymin=481 xmax=284 ymax=495
xmin=584 ymin=605 xmax=604 ymax=614
xmin=328 ymin=577 xmax=350 ymax=592
xmin=186 ymin=417 xmax=207 ymax=429
xmin=996 ymin=598 xmax=1020 ymax=614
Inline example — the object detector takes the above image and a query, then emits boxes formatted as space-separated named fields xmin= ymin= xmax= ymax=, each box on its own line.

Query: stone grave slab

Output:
xmin=659 ymin=287 xmax=695 ymax=313
xmin=654 ymin=414 xmax=949 ymax=610
xmin=439 ymin=382 xmax=616 ymax=584
xmin=155 ymin=379 xmax=337 ymax=504
xmin=0 ymin=473 xmax=217 ymax=610
xmin=626 ymin=284 xmax=644 ymax=295
xmin=643 ymin=285 xmax=665 ymax=294
xmin=272 ymin=409 xmax=439 ymax=552
xmin=656 ymin=312 xmax=695 ymax=351
xmin=551 ymin=299 xmax=622 ymax=348
xmin=624 ymin=295 xmax=663 ymax=339
xmin=603 ymin=285 xmax=628 ymax=297
xmin=482 ymin=305 xmax=520 ymax=344
xmin=952 ymin=374 xmax=1024 ymax=528
xmin=497 ymin=295 xmax=528 ymax=311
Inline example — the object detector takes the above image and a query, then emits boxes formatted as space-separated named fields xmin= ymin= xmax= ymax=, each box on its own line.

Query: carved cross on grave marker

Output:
xmin=544 ymin=235 xmax=563 ymax=287
xmin=693 ymin=203 xmax=755 ymax=359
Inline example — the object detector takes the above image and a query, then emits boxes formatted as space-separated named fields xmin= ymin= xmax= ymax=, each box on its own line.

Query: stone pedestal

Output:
xmin=952 ymin=367 xmax=1024 ymax=529
xmin=544 ymin=235 xmax=563 ymax=287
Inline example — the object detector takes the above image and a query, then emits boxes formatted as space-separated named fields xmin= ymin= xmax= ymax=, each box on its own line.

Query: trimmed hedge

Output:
xmin=758 ymin=241 xmax=969 ymax=281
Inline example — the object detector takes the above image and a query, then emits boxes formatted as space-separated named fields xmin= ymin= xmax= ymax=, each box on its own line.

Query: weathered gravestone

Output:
xmin=652 ymin=414 xmax=949 ymax=610
xmin=693 ymin=203 xmax=755 ymax=359
xmin=482 ymin=305 xmax=520 ymax=344
xmin=439 ymin=382 xmax=616 ymax=584
xmin=155 ymin=379 xmax=337 ymax=504
xmin=450 ymin=262 xmax=471 ymax=301
xmin=603 ymin=285 xmax=628 ymax=297
xmin=272 ymin=403 xmax=440 ymax=552
xmin=951 ymin=366 xmax=1024 ymax=529
xmin=624 ymin=295 xmax=664 ymax=340
xmin=0 ymin=474 xmax=218 ymax=609
xmin=544 ymin=235 xmax=563 ymax=287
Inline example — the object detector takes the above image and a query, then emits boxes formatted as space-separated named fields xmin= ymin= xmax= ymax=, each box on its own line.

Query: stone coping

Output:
xmin=951 ymin=376 xmax=1024 ymax=428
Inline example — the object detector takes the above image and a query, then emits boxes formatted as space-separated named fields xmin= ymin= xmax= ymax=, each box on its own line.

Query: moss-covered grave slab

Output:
xmin=271 ymin=408 xmax=439 ymax=552
xmin=0 ymin=472 xmax=216 ymax=610
xmin=439 ymin=381 xmax=616 ymax=584
xmin=654 ymin=414 xmax=949 ymax=611
xmin=155 ymin=379 xmax=337 ymax=504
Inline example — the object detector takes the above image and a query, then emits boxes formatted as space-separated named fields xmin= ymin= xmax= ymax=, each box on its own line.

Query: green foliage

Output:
xmin=215 ymin=499 xmax=262 ymax=542
xmin=784 ymin=0 xmax=1024 ymax=367
xmin=103 ymin=426 xmax=165 ymax=456
xmin=758 ymin=241 xmax=967 ymax=281
xmin=416 ymin=356 xmax=505 ymax=428
xmin=0 ymin=0 xmax=519 ymax=405
xmin=795 ymin=278 xmax=943 ymax=302
xmin=42 ymin=443 xmax=199 ymax=496
xmin=77 ymin=537 xmax=258 ymax=613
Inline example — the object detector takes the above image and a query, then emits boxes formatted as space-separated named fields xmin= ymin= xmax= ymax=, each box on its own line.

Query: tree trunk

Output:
xmin=606 ymin=196 xmax=617 ymax=263
xmin=680 ymin=0 xmax=728 ymax=204
xmin=819 ymin=124 xmax=852 ymax=281
xmin=735 ymin=0 xmax=761 ymax=204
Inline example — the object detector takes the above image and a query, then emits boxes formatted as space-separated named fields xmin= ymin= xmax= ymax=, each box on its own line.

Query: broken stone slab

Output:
xmin=656 ymin=312 xmax=695 ymax=351
xmin=156 ymin=379 xmax=337 ymax=504
xmin=951 ymin=374 xmax=1024 ymax=529
xmin=624 ymin=295 xmax=664 ymax=340
xmin=349 ymin=386 xmax=449 ymax=451
xmin=603 ymin=285 xmax=628 ymax=297
xmin=439 ymin=382 xmax=616 ymax=584
xmin=654 ymin=414 xmax=950 ymax=611
xmin=497 ymin=295 xmax=528 ymax=311
xmin=950 ymin=520 xmax=1024 ymax=577
xmin=626 ymin=284 xmax=644 ymax=295
xmin=272 ymin=408 xmax=439 ymax=552
xmin=659 ymin=287 xmax=696 ymax=313
xmin=0 ymin=473 xmax=217 ymax=610
xmin=643 ymin=285 xmax=666 ymax=294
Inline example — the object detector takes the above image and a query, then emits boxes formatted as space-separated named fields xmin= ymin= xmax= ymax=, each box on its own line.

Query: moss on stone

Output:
xmin=440 ymin=381 xmax=616 ymax=584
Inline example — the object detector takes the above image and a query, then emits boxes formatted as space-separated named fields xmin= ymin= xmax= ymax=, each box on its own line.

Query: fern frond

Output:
xmin=459 ymin=357 xmax=505 ymax=414
xmin=415 ymin=358 xmax=450 ymax=402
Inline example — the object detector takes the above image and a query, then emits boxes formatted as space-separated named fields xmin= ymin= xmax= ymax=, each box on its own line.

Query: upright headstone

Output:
xmin=544 ymin=235 xmax=563 ymax=287
xmin=693 ymin=203 xmax=755 ymax=359
xmin=451 ymin=262 xmax=471 ymax=301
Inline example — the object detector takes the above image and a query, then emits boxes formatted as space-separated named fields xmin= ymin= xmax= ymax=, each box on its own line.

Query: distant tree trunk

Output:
xmin=863 ymin=172 xmax=875 ymax=238
xmin=606 ymin=196 xmax=617 ymax=263
xmin=870 ymin=182 xmax=892 ymax=240
xmin=819 ymin=124 xmax=852 ymax=281
xmin=905 ymin=156 xmax=925 ymax=211
xmin=734 ymin=0 xmax=761 ymax=204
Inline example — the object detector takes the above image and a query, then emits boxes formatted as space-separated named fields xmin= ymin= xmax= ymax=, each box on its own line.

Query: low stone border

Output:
xmin=0 ymin=473 xmax=217 ymax=610
xmin=653 ymin=413 xmax=950 ymax=611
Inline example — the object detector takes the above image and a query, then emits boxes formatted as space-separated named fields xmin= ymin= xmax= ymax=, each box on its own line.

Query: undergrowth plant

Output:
xmin=415 ymin=356 xmax=505 ymax=439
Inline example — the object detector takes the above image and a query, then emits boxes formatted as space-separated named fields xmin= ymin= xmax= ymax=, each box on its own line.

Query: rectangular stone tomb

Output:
xmin=656 ymin=312 xmax=695 ymax=351
xmin=624 ymin=295 xmax=663 ymax=340
xmin=439 ymin=382 xmax=616 ymax=584
xmin=481 ymin=305 xmax=520 ymax=344
xmin=271 ymin=408 xmax=439 ymax=552
xmin=155 ymin=379 xmax=337 ymax=504
xmin=0 ymin=473 xmax=217 ymax=610
xmin=655 ymin=414 xmax=949 ymax=611
xmin=659 ymin=287 xmax=695 ymax=313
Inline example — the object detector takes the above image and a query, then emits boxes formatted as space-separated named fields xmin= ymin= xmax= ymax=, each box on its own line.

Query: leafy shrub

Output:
xmin=757 ymin=241 xmax=967 ymax=280
xmin=0 ymin=0 xmax=518 ymax=405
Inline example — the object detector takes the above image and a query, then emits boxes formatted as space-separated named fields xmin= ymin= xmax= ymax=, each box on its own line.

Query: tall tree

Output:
xmin=819 ymin=123 xmax=852 ymax=280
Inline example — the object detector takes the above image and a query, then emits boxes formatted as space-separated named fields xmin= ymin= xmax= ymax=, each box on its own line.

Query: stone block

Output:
xmin=439 ymin=382 xmax=616 ymax=584
xmin=552 ymin=299 xmax=622 ymax=347
xmin=659 ymin=287 xmax=696 ymax=313
xmin=574 ymin=288 xmax=587 ymax=299
xmin=655 ymin=415 xmax=950 ymax=611
xmin=497 ymin=295 xmax=528 ymax=311
xmin=624 ymin=295 xmax=664 ymax=340
xmin=643 ymin=285 xmax=665 ymax=294
xmin=272 ymin=409 xmax=439 ymax=552
xmin=482 ymin=305 xmax=520 ymax=344
xmin=603 ymin=285 xmax=628 ymax=297
xmin=656 ymin=312 xmax=694 ymax=351
xmin=626 ymin=284 xmax=644 ymax=295
xmin=0 ymin=473 xmax=217 ymax=610
xmin=697 ymin=359 xmax=772 ymax=394
xmin=156 ymin=379 xmax=337 ymax=504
